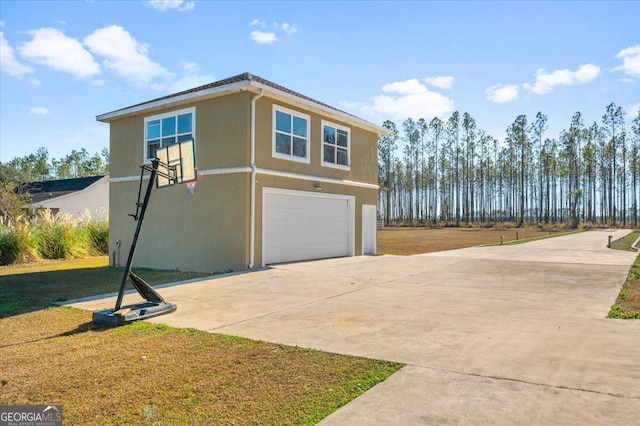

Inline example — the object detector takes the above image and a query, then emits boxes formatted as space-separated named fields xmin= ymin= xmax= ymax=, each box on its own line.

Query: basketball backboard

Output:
xmin=155 ymin=139 xmax=196 ymax=188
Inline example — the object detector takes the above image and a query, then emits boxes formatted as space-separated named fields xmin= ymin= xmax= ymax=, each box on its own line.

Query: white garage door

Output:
xmin=263 ymin=190 xmax=352 ymax=265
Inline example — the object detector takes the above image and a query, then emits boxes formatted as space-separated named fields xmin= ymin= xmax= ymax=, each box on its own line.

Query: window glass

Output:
xmin=337 ymin=148 xmax=348 ymax=165
xmin=148 ymin=140 xmax=160 ymax=159
xmin=162 ymin=116 xmax=176 ymax=136
xmin=276 ymin=111 xmax=291 ymax=133
xmin=275 ymin=133 xmax=291 ymax=155
xmin=273 ymin=106 xmax=309 ymax=162
xmin=324 ymin=144 xmax=335 ymax=163
xmin=322 ymin=121 xmax=350 ymax=168
xmin=293 ymin=116 xmax=307 ymax=137
xmin=147 ymin=120 xmax=161 ymax=139
xmin=324 ymin=126 xmax=336 ymax=144
xmin=177 ymin=114 xmax=192 ymax=134
xmin=145 ymin=108 xmax=194 ymax=160
xmin=337 ymin=130 xmax=348 ymax=147
xmin=162 ymin=136 xmax=176 ymax=147
xmin=293 ymin=137 xmax=306 ymax=157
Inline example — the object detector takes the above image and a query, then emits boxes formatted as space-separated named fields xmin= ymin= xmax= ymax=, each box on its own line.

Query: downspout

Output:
xmin=249 ymin=88 xmax=264 ymax=268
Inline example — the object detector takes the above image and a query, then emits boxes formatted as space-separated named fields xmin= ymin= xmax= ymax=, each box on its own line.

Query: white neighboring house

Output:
xmin=27 ymin=175 xmax=109 ymax=219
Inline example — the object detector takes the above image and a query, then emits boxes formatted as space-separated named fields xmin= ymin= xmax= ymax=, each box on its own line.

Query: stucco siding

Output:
xmin=195 ymin=92 xmax=251 ymax=170
xmin=109 ymin=173 xmax=249 ymax=273
xmin=106 ymin=84 xmax=379 ymax=273
xmin=254 ymin=97 xmax=378 ymax=185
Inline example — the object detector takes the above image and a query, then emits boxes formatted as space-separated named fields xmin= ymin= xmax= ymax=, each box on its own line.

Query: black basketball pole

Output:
xmin=114 ymin=159 xmax=159 ymax=311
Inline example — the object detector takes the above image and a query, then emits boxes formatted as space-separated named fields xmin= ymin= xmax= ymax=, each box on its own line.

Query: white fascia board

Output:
xmin=95 ymin=78 xmax=388 ymax=136
xmin=96 ymin=80 xmax=252 ymax=123
xmin=249 ymin=81 xmax=388 ymax=136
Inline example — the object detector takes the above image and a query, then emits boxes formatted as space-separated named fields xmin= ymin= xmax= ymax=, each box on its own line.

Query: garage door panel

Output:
xmin=264 ymin=191 xmax=350 ymax=265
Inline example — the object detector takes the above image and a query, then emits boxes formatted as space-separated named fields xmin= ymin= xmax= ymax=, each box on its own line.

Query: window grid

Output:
xmin=144 ymin=107 xmax=195 ymax=161
xmin=272 ymin=105 xmax=310 ymax=164
xmin=321 ymin=120 xmax=350 ymax=170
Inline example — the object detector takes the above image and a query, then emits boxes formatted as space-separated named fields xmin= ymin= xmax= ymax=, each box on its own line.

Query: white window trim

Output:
xmin=321 ymin=119 xmax=351 ymax=171
xmin=272 ymin=104 xmax=311 ymax=164
xmin=143 ymin=106 xmax=196 ymax=163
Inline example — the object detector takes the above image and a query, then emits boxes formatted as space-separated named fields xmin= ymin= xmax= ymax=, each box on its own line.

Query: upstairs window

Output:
xmin=144 ymin=107 xmax=195 ymax=161
xmin=322 ymin=120 xmax=350 ymax=170
xmin=273 ymin=105 xmax=310 ymax=163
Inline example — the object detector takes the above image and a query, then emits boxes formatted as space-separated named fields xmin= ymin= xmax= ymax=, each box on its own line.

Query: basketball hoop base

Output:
xmin=93 ymin=301 xmax=177 ymax=327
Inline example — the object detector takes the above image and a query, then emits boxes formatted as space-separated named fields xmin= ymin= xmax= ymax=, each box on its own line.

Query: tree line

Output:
xmin=1 ymin=147 xmax=109 ymax=221
xmin=378 ymin=103 xmax=640 ymax=228
xmin=2 ymin=147 xmax=109 ymax=182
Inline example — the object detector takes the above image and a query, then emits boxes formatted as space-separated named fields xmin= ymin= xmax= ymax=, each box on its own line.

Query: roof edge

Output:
xmin=96 ymin=80 xmax=252 ymax=123
xmin=96 ymin=74 xmax=388 ymax=135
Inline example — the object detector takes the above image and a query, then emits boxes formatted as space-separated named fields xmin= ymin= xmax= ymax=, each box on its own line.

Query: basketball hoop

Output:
xmin=185 ymin=180 xmax=196 ymax=194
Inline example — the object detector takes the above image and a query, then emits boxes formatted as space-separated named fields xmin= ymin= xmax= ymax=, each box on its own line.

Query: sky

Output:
xmin=1 ymin=0 xmax=639 ymax=163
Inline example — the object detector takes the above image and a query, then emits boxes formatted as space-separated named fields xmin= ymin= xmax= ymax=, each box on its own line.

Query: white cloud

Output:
xmin=249 ymin=19 xmax=297 ymax=44
xmin=626 ymin=103 xmax=640 ymax=120
xmin=147 ymin=0 xmax=195 ymax=12
xmin=280 ymin=22 xmax=298 ymax=35
xmin=523 ymin=63 xmax=600 ymax=94
xmin=29 ymin=106 xmax=49 ymax=115
xmin=423 ymin=76 xmax=454 ymax=89
xmin=353 ymin=78 xmax=454 ymax=121
xmin=614 ymin=45 xmax=640 ymax=79
xmin=84 ymin=25 xmax=171 ymax=88
xmin=169 ymin=61 xmax=214 ymax=93
xmin=486 ymin=84 xmax=519 ymax=103
xmin=19 ymin=27 xmax=100 ymax=79
xmin=250 ymin=30 xmax=277 ymax=44
xmin=0 ymin=31 xmax=35 ymax=77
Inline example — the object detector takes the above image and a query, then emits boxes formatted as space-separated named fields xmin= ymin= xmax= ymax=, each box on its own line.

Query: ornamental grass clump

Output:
xmin=0 ymin=217 xmax=38 ymax=265
xmin=82 ymin=210 xmax=109 ymax=255
xmin=33 ymin=211 xmax=90 ymax=260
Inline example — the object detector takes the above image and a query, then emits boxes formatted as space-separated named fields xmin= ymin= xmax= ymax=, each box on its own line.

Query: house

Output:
xmin=97 ymin=72 xmax=386 ymax=273
xmin=26 ymin=175 xmax=109 ymax=219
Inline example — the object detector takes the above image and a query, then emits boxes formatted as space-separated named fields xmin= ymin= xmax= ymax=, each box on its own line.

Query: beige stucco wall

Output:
xmin=108 ymin=92 xmax=252 ymax=273
xmin=253 ymin=97 xmax=378 ymax=185
xmin=109 ymin=92 xmax=252 ymax=178
xmin=107 ymin=90 xmax=378 ymax=273
xmin=109 ymin=173 xmax=249 ymax=273
xmin=34 ymin=176 xmax=109 ymax=220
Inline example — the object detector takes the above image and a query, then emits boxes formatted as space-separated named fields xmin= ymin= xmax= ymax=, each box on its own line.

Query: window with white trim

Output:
xmin=321 ymin=120 xmax=350 ymax=169
xmin=273 ymin=105 xmax=310 ymax=163
xmin=144 ymin=107 xmax=195 ymax=161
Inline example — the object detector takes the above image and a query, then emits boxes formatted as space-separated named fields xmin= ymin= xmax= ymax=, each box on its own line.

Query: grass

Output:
xmin=609 ymin=230 xmax=640 ymax=252
xmin=377 ymin=226 xmax=567 ymax=255
xmin=0 ymin=257 xmax=209 ymax=317
xmin=0 ymin=257 xmax=403 ymax=424
xmin=608 ymin=232 xmax=640 ymax=319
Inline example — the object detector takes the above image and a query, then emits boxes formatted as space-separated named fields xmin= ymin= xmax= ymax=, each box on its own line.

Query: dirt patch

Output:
xmin=377 ymin=227 xmax=555 ymax=255
xmin=625 ymin=281 xmax=640 ymax=310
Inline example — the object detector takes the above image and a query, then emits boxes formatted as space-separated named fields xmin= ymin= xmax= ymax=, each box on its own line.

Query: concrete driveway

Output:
xmin=69 ymin=230 xmax=640 ymax=424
